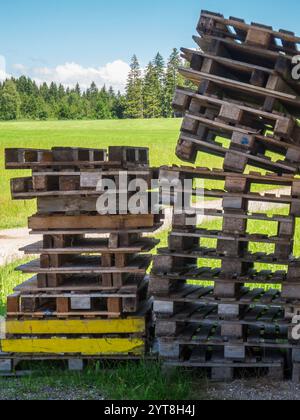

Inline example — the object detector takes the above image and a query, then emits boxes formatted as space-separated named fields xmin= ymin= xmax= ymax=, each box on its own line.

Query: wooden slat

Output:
xmin=28 ymin=214 xmax=157 ymax=230
xmin=0 ymin=338 xmax=145 ymax=355
xmin=5 ymin=318 xmax=146 ymax=335
xmin=21 ymin=238 xmax=158 ymax=255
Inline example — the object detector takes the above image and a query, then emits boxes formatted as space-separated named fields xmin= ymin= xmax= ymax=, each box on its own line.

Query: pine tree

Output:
xmin=68 ymin=92 xmax=83 ymax=119
xmin=58 ymin=84 xmax=66 ymax=100
xmin=74 ymin=83 xmax=81 ymax=96
xmin=20 ymin=95 xmax=39 ymax=119
xmin=39 ymin=83 xmax=50 ymax=102
xmin=112 ymin=91 xmax=126 ymax=119
xmin=153 ymin=53 xmax=165 ymax=83
xmin=153 ymin=52 xmax=165 ymax=117
xmin=0 ymin=80 xmax=21 ymax=120
xmin=125 ymin=55 xmax=143 ymax=119
xmin=143 ymin=62 xmax=161 ymax=118
xmin=49 ymin=82 xmax=59 ymax=102
xmin=86 ymin=82 xmax=99 ymax=118
xmin=95 ymin=86 xmax=112 ymax=120
xmin=163 ymin=48 xmax=184 ymax=118
xmin=36 ymin=96 xmax=49 ymax=120
xmin=57 ymin=97 xmax=71 ymax=120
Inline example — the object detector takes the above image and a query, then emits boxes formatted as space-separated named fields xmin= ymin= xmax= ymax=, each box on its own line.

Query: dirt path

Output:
xmin=0 ymin=188 xmax=290 ymax=267
xmin=0 ymin=228 xmax=42 ymax=266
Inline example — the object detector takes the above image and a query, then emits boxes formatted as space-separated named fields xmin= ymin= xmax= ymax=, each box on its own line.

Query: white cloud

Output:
xmin=2 ymin=55 xmax=130 ymax=92
xmin=30 ymin=60 xmax=130 ymax=92
xmin=13 ymin=63 xmax=28 ymax=72
xmin=0 ymin=55 xmax=11 ymax=81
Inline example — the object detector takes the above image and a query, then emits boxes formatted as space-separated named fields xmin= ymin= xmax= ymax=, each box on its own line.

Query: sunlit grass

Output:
xmin=0 ymin=361 xmax=207 ymax=400
xmin=0 ymin=258 xmax=32 ymax=315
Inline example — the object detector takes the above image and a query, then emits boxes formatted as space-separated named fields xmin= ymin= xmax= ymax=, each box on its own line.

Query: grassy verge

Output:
xmin=0 ymin=362 xmax=208 ymax=400
xmin=0 ymin=258 xmax=31 ymax=315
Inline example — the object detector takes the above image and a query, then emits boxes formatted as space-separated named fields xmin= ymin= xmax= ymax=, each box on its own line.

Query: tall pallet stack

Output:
xmin=150 ymin=10 xmax=300 ymax=381
xmin=0 ymin=146 xmax=162 ymax=372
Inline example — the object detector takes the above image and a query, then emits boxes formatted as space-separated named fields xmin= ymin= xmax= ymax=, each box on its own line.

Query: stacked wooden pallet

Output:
xmin=1 ymin=146 xmax=162 ymax=370
xmin=150 ymin=10 xmax=300 ymax=381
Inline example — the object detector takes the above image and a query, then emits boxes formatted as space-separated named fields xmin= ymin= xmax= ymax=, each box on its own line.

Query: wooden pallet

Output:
xmin=193 ymin=34 xmax=295 ymax=76
xmin=21 ymin=237 xmax=159 ymax=255
xmin=157 ymin=324 xmax=290 ymax=350
xmin=0 ymin=307 xmax=151 ymax=365
xmin=150 ymin=268 xmax=292 ymax=299
xmin=5 ymin=146 xmax=149 ymax=170
xmin=161 ymin=167 xmax=300 ymax=216
xmin=166 ymin=187 xmax=300 ymax=207
xmin=153 ymin=286 xmax=300 ymax=325
xmin=155 ymin=304 xmax=288 ymax=334
xmin=163 ymin=350 xmax=285 ymax=382
xmin=200 ymin=209 xmax=294 ymax=223
xmin=15 ymin=253 xmax=151 ymax=290
xmin=176 ymin=114 xmax=300 ymax=170
xmin=161 ymin=165 xmax=298 ymax=183
xmin=182 ymin=48 xmax=300 ymax=97
xmin=160 ymin=229 xmax=292 ymax=249
xmin=28 ymin=213 xmax=163 ymax=231
xmin=173 ymin=87 xmax=300 ymax=143
xmin=197 ymin=11 xmax=300 ymax=55
xmin=17 ymin=254 xmax=151 ymax=274
xmin=6 ymin=280 xmax=148 ymax=318
xmin=179 ymin=67 xmax=300 ymax=117
xmin=152 ymin=262 xmax=289 ymax=283
xmin=159 ymin=247 xmax=297 ymax=267
xmin=3 ymin=317 xmax=147 ymax=335
xmin=11 ymin=168 xmax=154 ymax=198
xmin=28 ymin=225 xmax=163 ymax=237
xmin=160 ymin=340 xmax=286 ymax=366
xmin=152 ymin=285 xmax=291 ymax=314
xmin=0 ymin=338 xmax=146 ymax=357
xmin=13 ymin=273 xmax=148 ymax=292
xmin=150 ymin=270 xmax=300 ymax=301
xmin=22 ymin=196 xmax=157 ymax=215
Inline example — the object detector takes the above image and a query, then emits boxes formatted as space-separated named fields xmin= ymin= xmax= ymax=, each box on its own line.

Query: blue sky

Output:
xmin=0 ymin=0 xmax=299 ymax=91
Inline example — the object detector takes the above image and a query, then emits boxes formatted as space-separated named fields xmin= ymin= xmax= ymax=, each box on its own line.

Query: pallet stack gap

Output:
xmin=1 ymin=146 xmax=163 ymax=373
xmin=150 ymin=10 xmax=300 ymax=381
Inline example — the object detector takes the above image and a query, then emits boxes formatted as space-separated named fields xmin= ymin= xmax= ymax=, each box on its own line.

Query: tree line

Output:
xmin=0 ymin=49 xmax=187 ymax=121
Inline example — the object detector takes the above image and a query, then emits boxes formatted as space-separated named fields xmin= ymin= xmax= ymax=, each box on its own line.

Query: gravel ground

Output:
xmin=206 ymin=380 xmax=300 ymax=400
xmin=1 ymin=377 xmax=300 ymax=400
xmin=0 ymin=382 xmax=104 ymax=400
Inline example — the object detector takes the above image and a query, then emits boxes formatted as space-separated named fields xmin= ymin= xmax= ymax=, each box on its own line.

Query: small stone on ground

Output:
xmin=206 ymin=380 xmax=300 ymax=400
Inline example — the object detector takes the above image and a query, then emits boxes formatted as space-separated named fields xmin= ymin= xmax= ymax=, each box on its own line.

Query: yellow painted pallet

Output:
xmin=0 ymin=337 xmax=145 ymax=356
xmin=4 ymin=318 xmax=146 ymax=335
xmin=0 ymin=317 xmax=146 ymax=356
